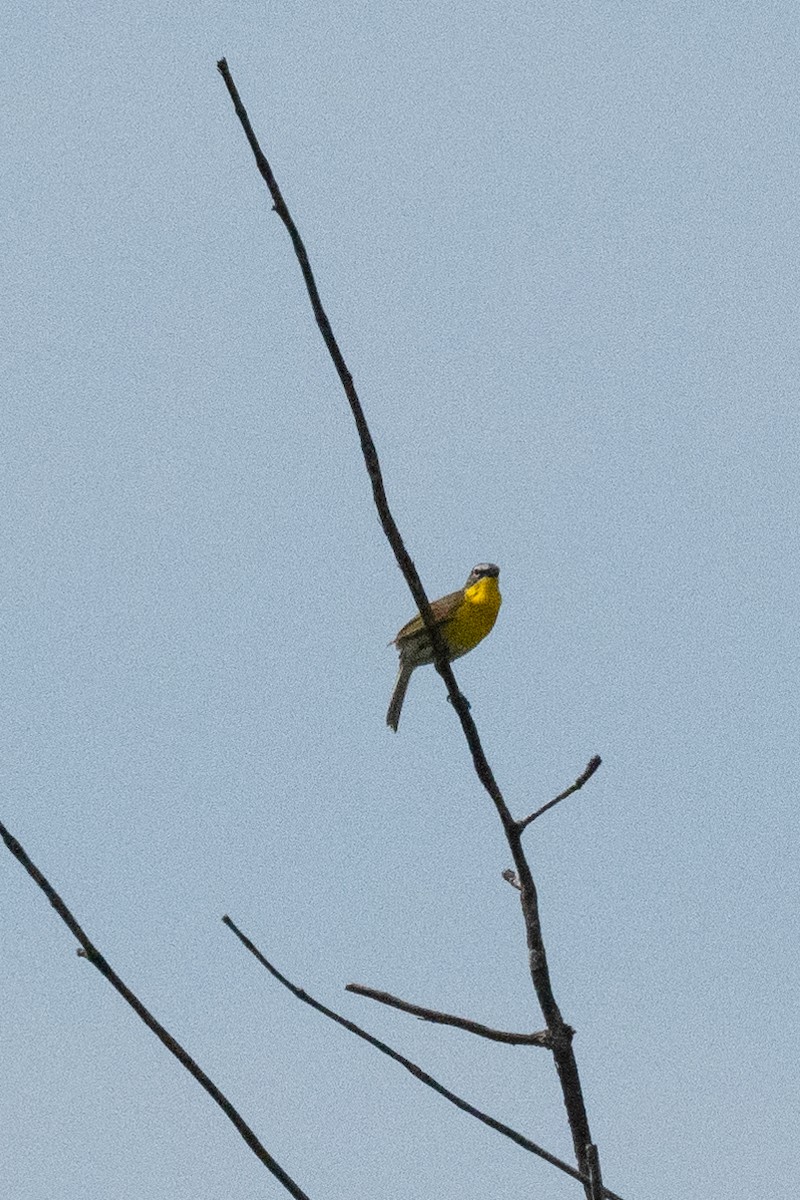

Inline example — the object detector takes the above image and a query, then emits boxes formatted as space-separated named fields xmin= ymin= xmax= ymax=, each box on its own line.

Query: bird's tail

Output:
xmin=386 ymin=663 xmax=413 ymax=731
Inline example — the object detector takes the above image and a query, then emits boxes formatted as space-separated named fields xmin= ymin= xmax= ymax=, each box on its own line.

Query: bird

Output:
xmin=386 ymin=563 xmax=501 ymax=731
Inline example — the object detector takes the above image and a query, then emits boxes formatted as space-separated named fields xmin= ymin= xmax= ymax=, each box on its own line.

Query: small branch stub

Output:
xmin=586 ymin=1143 xmax=605 ymax=1200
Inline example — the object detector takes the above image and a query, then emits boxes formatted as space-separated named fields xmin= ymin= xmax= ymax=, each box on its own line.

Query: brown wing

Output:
xmin=393 ymin=588 xmax=464 ymax=646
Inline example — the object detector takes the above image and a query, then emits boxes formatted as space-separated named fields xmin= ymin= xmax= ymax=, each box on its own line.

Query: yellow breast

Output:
xmin=444 ymin=575 xmax=502 ymax=655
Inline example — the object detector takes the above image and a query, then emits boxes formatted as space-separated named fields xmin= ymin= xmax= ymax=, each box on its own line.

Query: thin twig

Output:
xmin=223 ymin=916 xmax=625 ymax=1200
xmin=217 ymin=57 xmax=603 ymax=1195
xmin=0 ymin=820 xmax=312 ymax=1200
xmin=517 ymin=756 xmax=603 ymax=831
xmin=346 ymin=984 xmax=551 ymax=1046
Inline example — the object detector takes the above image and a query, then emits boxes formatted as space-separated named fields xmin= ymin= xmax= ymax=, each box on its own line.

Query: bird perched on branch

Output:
xmin=386 ymin=563 xmax=501 ymax=731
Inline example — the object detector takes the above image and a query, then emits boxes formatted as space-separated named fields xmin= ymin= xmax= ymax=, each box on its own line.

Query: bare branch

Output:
xmin=502 ymin=868 xmax=522 ymax=890
xmin=223 ymin=917 xmax=625 ymax=1200
xmin=517 ymin=756 xmax=603 ymax=831
xmin=216 ymin=56 xmax=512 ymax=830
xmin=0 ymin=819 xmax=313 ymax=1200
xmin=345 ymin=984 xmax=551 ymax=1046
xmin=217 ymin=58 xmax=605 ymax=1194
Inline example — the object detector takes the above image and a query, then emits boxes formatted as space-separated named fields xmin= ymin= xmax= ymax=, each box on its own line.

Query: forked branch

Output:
xmin=217 ymin=57 xmax=607 ymax=1196
xmin=223 ymin=916 xmax=624 ymax=1200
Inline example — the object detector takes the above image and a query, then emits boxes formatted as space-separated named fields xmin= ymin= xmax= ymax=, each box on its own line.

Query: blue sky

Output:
xmin=3 ymin=4 xmax=799 ymax=1198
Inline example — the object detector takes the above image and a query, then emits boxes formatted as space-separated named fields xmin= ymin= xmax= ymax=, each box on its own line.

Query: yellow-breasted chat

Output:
xmin=386 ymin=563 xmax=501 ymax=731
